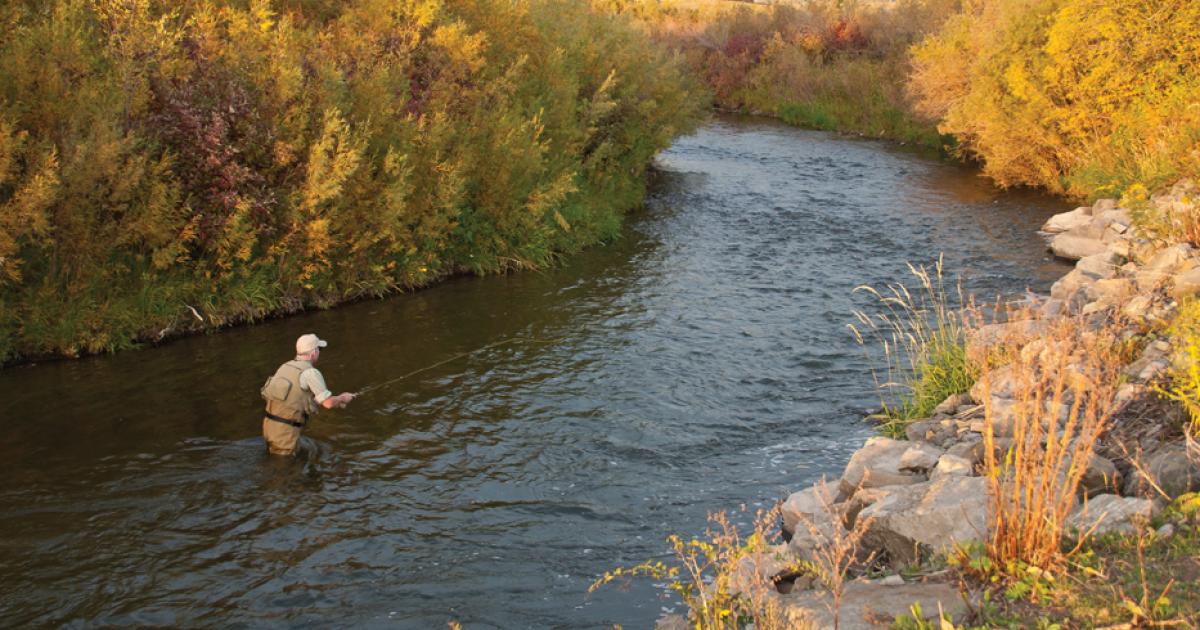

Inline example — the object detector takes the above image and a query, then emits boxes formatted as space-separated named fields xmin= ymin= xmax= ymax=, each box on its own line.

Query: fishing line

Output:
xmin=353 ymin=336 xmax=560 ymax=397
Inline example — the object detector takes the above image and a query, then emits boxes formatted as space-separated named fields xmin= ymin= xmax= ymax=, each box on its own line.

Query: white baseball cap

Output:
xmin=295 ymin=333 xmax=328 ymax=354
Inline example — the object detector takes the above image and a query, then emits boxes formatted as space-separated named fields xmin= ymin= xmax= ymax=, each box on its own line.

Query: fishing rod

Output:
xmin=352 ymin=336 xmax=559 ymax=397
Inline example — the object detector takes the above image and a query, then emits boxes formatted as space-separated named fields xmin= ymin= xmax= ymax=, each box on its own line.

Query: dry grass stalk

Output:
xmin=979 ymin=311 xmax=1123 ymax=575
xmin=849 ymin=257 xmax=975 ymax=431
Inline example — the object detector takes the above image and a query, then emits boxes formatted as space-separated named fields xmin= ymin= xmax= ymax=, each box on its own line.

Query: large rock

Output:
xmin=1077 ymin=451 xmax=1121 ymax=497
xmin=1174 ymin=266 xmax=1200 ymax=298
xmin=968 ymin=319 xmax=1046 ymax=349
xmin=930 ymin=453 xmax=974 ymax=479
xmin=655 ymin=614 xmax=689 ymax=630
xmin=776 ymin=580 xmax=968 ymax=630
xmin=1091 ymin=278 xmax=1134 ymax=304
xmin=782 ymin=479 xmax=841 ymax=536
xmin=1041 ymin=207 xmax=1092 ymax=234
xmin=1050 ymin=232 xmax=1109 ymax=261
xmin=1075 ymin=252 xmax=1119 ymax=280
xmin=1066 ymin=494 xmax=1157 ymax=535
xmin=1136 ymin=244 xmax=1196 ymax=290
xmin=899 ymin=443 xmax=944 ymax=474
xmin=728 ymin=543 xmax=796 ymax=598
xmin=859 ymin=476 xmax=991 ymax=567
xmin=840 ymin=437 xmax=927 ymax=497
xmin=933 ymin=393 xmax=973 ymax=417
xmin=1050 ymin=268 xmax=1097 ymax=303
xmin=1094 ymin=208 xmax=1132 ymax=232
xmin=1124 ymin=443 xmax=1200 ymax=499
xmin=970 ymin=364 xmax=1017 ymax=401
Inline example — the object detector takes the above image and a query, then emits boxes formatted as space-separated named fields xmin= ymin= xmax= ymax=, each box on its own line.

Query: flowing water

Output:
xmin=0 ymin=116 xmax=1071 ymax=629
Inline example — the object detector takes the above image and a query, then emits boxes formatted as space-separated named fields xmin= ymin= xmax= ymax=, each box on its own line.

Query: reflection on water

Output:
xmin=0 ymin=115 xmax=1070 ymax=628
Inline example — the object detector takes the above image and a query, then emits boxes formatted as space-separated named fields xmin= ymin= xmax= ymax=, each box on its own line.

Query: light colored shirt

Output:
xmin=293 ymin=358 xmax=332 ymax=404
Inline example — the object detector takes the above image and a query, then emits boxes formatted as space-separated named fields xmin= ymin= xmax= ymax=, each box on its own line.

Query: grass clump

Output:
xmin=974 ymin=312 xmax=1123 ymax=580
xmin=850 ymin=257 xmax=977 ymax=437
xmin=590 ymin=505 xmax=800 ymax=630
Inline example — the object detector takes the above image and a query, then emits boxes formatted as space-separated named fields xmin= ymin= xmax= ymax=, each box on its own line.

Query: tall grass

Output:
xmin=976 ymin=312 xmax=1122 ymax=576
xmin=849 ymin=258 xmax=977 ymax=437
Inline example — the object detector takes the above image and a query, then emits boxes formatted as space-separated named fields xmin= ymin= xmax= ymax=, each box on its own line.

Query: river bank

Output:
xmin=650 ymin=181 xmax=1200 ymax=628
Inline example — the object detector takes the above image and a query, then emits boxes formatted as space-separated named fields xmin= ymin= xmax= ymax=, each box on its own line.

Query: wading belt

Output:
xmin=264 ymin=411 xmax=307 ymax=429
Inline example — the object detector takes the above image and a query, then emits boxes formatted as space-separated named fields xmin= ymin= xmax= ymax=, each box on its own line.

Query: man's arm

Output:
xmin=302 ymin=368 xmax=356 ymax=410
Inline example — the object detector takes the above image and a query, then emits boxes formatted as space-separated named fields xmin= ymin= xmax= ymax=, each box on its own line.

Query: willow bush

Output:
xmin=909 ymin=0 xmax=1200 ymax=199
xmin=607 ymin=0 xmax=956 ymax=148
xmin=0 ymin=0 xmax=704 ymax=361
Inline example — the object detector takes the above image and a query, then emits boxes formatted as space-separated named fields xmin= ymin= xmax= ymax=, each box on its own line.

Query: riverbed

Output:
xmin=0 ymin=116 xmax=1070 ymax=628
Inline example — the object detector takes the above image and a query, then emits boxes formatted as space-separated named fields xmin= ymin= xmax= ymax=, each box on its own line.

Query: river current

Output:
xmin=0 ymin=116 xmax=1070 ymax=628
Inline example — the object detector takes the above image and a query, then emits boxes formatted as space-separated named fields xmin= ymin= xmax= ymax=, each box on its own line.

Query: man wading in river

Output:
xmin=260 ymin=333 xmax=355 ymax=456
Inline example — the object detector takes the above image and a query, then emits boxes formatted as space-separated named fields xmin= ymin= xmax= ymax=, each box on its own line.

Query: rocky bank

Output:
xmin=658 ymin=181 xmax=1200 ymax=629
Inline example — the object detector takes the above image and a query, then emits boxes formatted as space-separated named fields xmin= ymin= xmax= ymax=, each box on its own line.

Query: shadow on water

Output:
xmin=0 ymin=114 xmax=1071 ymax=629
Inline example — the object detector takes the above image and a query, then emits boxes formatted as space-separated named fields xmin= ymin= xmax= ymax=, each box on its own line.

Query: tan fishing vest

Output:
xmin=261 ymin=360 xmax=319 ymax=424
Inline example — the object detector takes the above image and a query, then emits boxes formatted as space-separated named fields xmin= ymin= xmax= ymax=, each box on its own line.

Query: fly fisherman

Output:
xmin=260 ymin=333 xmax=356 ymax=456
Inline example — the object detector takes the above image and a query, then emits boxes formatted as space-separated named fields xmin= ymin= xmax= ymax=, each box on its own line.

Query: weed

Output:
xmin=849 ymin=257 xmax=976 ymax=436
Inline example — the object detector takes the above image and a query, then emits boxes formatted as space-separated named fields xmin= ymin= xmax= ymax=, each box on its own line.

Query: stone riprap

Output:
xmin=660 ymin=181 xmax=1200 ymax=629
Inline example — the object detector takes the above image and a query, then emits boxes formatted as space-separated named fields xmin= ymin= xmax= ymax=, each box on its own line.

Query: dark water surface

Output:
xmin=0 ymin=116 xmax=1070 ymax=628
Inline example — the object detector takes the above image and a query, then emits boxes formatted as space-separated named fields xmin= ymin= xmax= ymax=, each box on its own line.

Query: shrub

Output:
xmin=0 ymin=0 xmax=705 ymax=361
xmin=909 ymin=0 xmax=1200 ymax=199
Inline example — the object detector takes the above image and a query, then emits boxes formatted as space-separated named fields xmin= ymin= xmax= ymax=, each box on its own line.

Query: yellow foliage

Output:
xmin=910 ymin=0 xmax=1200 ymax=198
xmin=0 ymin=0 xmax=704 ymax=360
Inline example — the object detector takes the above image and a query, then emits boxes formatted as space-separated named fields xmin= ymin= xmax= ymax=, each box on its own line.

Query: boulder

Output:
xmin=840 ymin=437 xmax=927 ymax=496
xmin=782 ymin=479 xmax=841 ymax=536
xmin=1050 ymin=268 xmax=1097 ymax=303
xmin=1050 ymin=232 xmax=1109 ymax=261
xmin=1094 ymin=208 xmax=1132 ymax=231
xmin=933 ymin=393 xmax=973 ymax=417
xmin=899 ymin=443 xmax=944 ymax=474
xmin=1136 ymin=244 xmax=1196 ymax=290
xmin=1107 ymin=238 xmax=1132 ymax=260
xmin=1093 ymin=198 xmax=1118 ymax=212
xmin=1078 ymin=452 xmax=1121 ymax=497
xmin=787 ymin=513 xmax=842 ymax=564
xmin=1075 ymin=252 xmax=1119 ymax=280
xmin=968 ymin=319 xmax=1046 ymax=349
xmin=1041 ymin=207 xmax=1092 ymax=234
xmin=905 ymin=419 xmax=940 ymax=444
xmin=1038 ymin=297 xmax=1067 ymax=320
xmin=1122 ymin=295 xmax=1154 ymax=321
xmin=945 ymin=439 xmax=984 ymax=466
xmin=1124 ymin=443 xmax=1200 ymax=499
xmin=1066 ymin=494 xmax=1157 ymax=535
xmin=728 ymin=543 xmax=796 ymax=598
xmin=655 ymin=614 xmax=689 ymax=630
xmin=1174 ymin=266 xmax=1200 ymax=298
xmin=930 ymin=454 xmax=974 ymax=479
xmin=1091 ymin=278 xmax=1134 ymax=304
xmin=859 ymin=476 xmax=991 ymax=567
xmin=970 ymin=365 xmax=1016 ymax=402
xmin=776 ymin=580 xmax=968 ymax=630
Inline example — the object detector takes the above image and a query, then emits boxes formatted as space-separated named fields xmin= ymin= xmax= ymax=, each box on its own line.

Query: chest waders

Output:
xmin=261 ymin=360 xmax=319 ymax=428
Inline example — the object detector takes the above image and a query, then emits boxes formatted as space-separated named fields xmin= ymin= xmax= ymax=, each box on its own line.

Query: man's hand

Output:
xmin=321 ymin=392 xmax=356 ymax=409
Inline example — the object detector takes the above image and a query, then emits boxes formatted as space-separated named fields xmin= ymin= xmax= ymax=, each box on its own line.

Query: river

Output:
xmin=0 ymin=116 xmax=1070 ymax=628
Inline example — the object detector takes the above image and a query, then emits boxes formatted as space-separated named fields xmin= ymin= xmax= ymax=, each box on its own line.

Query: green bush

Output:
xmin=0 ymin=0 xmax=705 ymax=361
